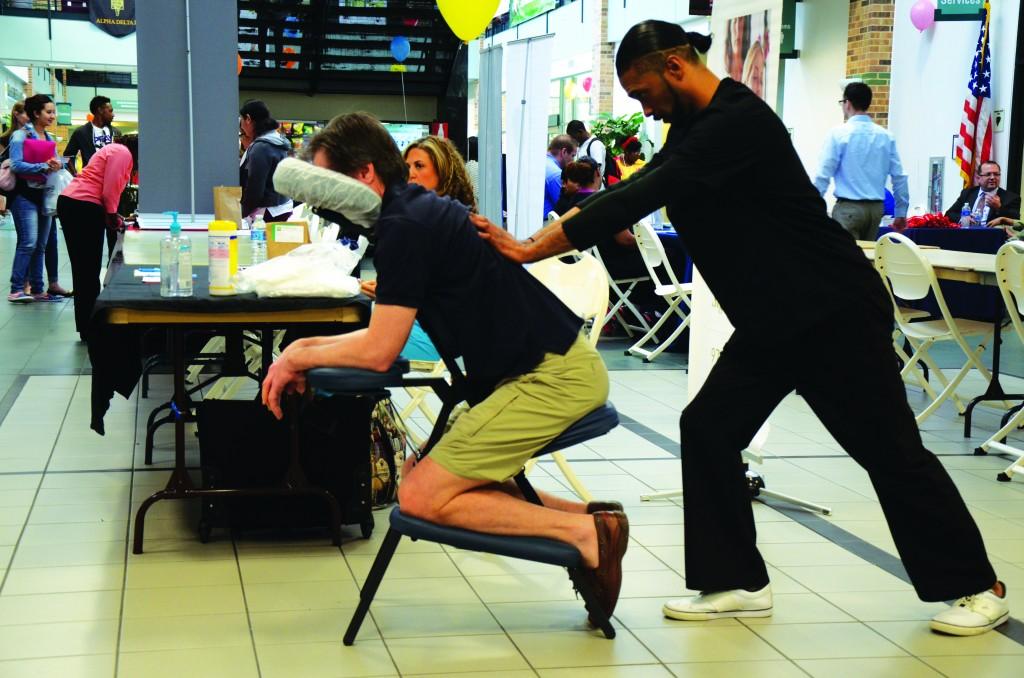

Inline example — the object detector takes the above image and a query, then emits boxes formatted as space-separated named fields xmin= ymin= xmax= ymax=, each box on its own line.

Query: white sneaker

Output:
xmin=930 ymin=583 xmax=1010 ymax=636
xmin=663 ymin=585 xmax=773 ymax=621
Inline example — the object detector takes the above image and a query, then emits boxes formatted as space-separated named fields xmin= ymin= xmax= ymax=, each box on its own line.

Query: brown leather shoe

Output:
xmin=582 ymin=510 xmax=629 ymax=625
xmin=586 ymin=501 xmax=624 ymax=514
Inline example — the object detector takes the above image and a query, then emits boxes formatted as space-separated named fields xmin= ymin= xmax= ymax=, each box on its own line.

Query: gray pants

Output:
xmin=832 ymin=199 xmax=885 ymax=241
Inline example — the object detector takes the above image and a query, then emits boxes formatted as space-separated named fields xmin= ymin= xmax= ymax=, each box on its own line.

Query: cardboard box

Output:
xmin=267 ymin=221 xmax=310 ymax=259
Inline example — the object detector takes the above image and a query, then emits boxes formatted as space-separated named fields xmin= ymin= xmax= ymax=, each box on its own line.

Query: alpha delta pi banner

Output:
xmin=90 ymin=0 xmax=136 ymax=38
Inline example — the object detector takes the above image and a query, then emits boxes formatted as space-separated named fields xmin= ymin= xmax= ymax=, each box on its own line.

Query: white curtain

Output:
xmin=504 ymin=34 xmax=554 ymax=240
xmin=478 ymin=44 xmax=504 ymax=227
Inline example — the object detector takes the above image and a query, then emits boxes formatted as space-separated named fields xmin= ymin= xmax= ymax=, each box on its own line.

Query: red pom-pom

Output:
xmin=906 ymin=213 xmax=959 ymax=229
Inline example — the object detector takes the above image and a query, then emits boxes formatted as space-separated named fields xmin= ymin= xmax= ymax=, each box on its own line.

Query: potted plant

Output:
xmin=590 ymin=112 xmax=644 ymax=157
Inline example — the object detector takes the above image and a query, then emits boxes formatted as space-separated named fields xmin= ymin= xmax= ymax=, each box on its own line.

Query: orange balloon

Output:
xmin=86 ymin=113 xmax=94 ymax=123
xmin=237 ymin=53 xmax=243 ymax=75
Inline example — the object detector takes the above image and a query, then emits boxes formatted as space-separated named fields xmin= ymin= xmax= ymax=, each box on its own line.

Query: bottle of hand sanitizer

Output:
xmin=160 ymin=211 xmax=193 ymax=297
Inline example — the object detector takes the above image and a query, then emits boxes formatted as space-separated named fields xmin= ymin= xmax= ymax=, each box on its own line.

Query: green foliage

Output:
xmin=589 ymin=112 xmax=644 ymax=157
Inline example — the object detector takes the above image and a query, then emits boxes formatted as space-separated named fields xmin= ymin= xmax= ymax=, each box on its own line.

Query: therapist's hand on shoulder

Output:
xmin=470 ymin=213 xmax=528 ymax=263
xmin=261 ymin=350 xmax=307 ymax=420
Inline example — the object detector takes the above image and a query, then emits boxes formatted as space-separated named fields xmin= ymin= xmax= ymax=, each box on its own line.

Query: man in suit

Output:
xmin=944 ymin=161 xmax=1021 ymax=226
xmin=63 ymin=96 xmax=121 ymax=175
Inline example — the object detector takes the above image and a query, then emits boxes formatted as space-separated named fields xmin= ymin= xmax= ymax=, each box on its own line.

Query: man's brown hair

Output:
xmin=307 ymin=112 xmax=408 ymax=187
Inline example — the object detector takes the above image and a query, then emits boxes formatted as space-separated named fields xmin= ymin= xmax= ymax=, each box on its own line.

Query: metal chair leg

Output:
xmin=343 ymin=527 xmax=402 ymax=645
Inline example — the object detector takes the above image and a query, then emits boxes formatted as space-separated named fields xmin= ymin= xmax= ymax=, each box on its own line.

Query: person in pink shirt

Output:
xmin=56 ymin=134 xmax=137 ymax=341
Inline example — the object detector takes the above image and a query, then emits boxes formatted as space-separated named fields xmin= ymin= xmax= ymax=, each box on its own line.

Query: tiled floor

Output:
xmin=1 ymin=225 xmax=1024 ymax=676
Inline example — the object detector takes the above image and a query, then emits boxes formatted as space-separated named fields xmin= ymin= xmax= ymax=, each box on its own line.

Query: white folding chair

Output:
xmin=588 ymin=245 xmax=656 ymax=340
xmin=524 ymin=251 xmax=610 ymax=502
xmin=874 ymin=232 xmax=993 ymax=424
xmin=976 ymin=241 xmax=1024 ymax=481
xmin=628 ymin=221 xmax=694 ymax=362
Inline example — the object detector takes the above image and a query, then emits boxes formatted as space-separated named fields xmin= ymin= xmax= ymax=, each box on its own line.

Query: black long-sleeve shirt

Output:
xmin=563 ymin=78 xmax=890 ymax=340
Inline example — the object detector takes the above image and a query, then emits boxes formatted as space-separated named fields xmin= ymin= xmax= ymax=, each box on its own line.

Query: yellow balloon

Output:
xmin=438 ymin=0 xmax=500 ymax=42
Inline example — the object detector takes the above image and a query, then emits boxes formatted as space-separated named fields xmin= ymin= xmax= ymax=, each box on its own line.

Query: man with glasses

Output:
xmin=944 ymin=161 xmax=1020 ymax=227
xmin=813 ymin=82 xmax=909 ymax=240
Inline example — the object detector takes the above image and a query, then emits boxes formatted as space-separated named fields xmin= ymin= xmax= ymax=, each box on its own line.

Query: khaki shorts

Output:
xmin=429 ymin=334 xmax=610 ymax=482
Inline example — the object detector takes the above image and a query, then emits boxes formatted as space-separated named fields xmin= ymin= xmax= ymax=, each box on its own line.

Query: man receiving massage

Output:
xmin=260 ymin=112 xmax=630 ymax=621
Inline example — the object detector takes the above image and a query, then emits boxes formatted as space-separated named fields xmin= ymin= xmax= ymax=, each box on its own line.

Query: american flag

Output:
xmin=955 ymin=1 xmax=993 ymax=188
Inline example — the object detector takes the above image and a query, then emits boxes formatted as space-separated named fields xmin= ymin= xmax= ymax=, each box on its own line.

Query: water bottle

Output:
xmin=959 ymin=202 xmax=972 ymax=228
xmin=251 ymin=216 xmax=268 ymax=265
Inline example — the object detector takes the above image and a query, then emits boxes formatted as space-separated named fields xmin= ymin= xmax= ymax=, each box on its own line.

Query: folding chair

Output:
xmin=976 ymin=241 xmax=1024 ymax=481
xmin=874 ymin=232 xmax=993 ymax=424
xmin=524 ymin=251 xmax=610 ymax=502
xmin=628 ymin=221 xmax=694 ymax=362
xmin=589 ymin=245 xmax=656 ymax=340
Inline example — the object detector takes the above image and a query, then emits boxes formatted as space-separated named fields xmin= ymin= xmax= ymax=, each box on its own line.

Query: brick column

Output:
xmin=846 ymin=0 xmax=895 ymax=126
xmin=590 ymin=0 xmax=614 ymax=116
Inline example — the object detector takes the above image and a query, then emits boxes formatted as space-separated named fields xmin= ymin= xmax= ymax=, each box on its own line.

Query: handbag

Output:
xmin=369 ymin=395 xmax=409 ymax=508
xmin=0 ymin=159 xmax=13 ymax=192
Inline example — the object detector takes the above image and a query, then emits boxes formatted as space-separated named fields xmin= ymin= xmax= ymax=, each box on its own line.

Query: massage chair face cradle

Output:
xmin=273 ymin=157 xmax=382 ymax=242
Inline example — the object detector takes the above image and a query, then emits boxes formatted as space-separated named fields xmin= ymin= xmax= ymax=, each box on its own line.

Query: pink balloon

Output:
xmin=582 ymin=76 xmax=592 ymax=93
xmin=910 ymin=0 xmax=935 ymax=32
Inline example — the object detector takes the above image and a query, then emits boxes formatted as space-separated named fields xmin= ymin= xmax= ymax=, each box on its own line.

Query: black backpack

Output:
xmin=582 ymin=137 xmax=621 ymax=187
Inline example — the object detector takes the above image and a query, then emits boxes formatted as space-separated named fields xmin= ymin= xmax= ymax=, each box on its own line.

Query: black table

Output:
xmin=89 ymin=264 xmax=369 ymax=553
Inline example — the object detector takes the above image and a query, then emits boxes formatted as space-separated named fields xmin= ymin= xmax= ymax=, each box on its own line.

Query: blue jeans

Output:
xmin=9 ymin=194 xmax=53 ymax=294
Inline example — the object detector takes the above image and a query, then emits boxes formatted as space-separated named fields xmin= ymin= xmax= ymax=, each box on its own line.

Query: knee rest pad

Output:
xmin=389 ymin=506 xmax=582 ymax=567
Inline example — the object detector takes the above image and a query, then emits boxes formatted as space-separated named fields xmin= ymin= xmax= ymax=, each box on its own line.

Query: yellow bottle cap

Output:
xmin=208 ymin=220 xmax=237 ymax=232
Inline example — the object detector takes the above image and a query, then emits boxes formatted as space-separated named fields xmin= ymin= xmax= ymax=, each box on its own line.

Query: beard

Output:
xmin=657 ymin=74 xmax=696 ymax=127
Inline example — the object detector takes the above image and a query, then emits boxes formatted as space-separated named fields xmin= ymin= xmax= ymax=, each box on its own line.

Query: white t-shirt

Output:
xmin=92 ymin=124 xmax=113 ymax=151
xmin=576 ymin=136 xmax=606 ymax=173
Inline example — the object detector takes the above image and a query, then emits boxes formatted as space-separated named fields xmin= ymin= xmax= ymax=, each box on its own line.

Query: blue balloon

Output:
xmin=390 ymin=36 xmax=411 ymax=63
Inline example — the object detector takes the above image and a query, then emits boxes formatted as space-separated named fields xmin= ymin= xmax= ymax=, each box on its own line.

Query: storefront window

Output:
xmin=548 ymin=73 xmax=592 ymax=138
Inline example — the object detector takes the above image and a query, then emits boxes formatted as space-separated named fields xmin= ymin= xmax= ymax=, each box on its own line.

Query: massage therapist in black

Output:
xmin=473 ymin=20 xmax=1008 ymax=637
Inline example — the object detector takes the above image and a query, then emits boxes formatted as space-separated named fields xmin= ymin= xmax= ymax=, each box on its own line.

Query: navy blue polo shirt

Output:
xmin=373 ymin=182 xmax=582 ymax=404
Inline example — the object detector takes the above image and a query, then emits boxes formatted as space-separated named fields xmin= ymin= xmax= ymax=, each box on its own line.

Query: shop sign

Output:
xmin=780 ymin=0 xmax=797 ymax=57
xmin=90 ymin=0 xmax=136 ymax=38
xmin=56 ymin=102 xmax=72 ymax=126
xmin=935 ymin=0 xmax=985 ymax=20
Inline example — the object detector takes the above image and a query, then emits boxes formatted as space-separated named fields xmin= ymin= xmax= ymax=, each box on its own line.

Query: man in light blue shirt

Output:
xmin=814 ymin=82 xmax=909 ymax=240
xmin=544 ymin=135 xmax=577 ymax=220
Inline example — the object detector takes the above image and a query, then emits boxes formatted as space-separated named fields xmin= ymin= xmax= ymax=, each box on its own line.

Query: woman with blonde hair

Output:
xmin=0 ymin=101 xmax=27 ymax=157
xmin=403 ymin=135 xmax=477 ymax=212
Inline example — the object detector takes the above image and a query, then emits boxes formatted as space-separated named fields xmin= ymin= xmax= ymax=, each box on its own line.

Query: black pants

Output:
xmin=57 ymin=195 xmax=108 ymax=336
xmin=680 ymin=303 xmax=996 ymax=602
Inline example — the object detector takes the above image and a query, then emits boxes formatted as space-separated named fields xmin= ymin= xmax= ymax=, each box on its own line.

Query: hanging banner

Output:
xmin=90 ymin=0 xmax=136 ymax=38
